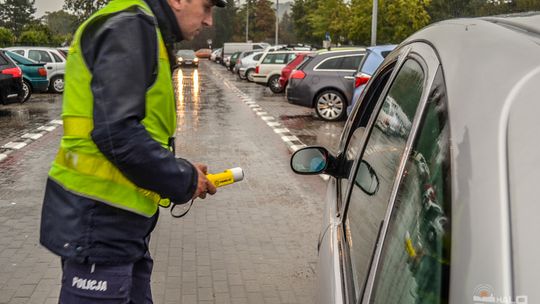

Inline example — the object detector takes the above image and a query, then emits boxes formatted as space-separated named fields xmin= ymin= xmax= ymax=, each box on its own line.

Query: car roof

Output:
xmin=399 ymin=13 xmax=540 ymax=302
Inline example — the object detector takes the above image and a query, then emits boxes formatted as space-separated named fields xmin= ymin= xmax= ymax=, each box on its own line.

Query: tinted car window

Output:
xmin=344 ymin=59 xmax=425 ymax=301
xmin=341 ymin=55 xmax=364 ymax=70
xmin=0 ymin=55 xmax=8 ymax=65
xmin=371 ymin=68 xmax=451 ymax=304
xmin=317 ymin=56 xmax=342 ymax=70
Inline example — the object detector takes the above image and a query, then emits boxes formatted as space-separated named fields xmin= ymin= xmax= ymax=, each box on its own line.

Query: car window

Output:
xmin=253 ymin=54 xmax=262 ymax=61
xmin=51 ymin=51 xmax=63 ymax=62
xmin=341 ymin=55 xmax=364 ymax=70
xmin=287 ymin=53 xmax=297 ymax=63
xmin=29 ymin=50 xmax=52 ymax=63
xmin=7 ymin=51 xmax=35 ymax=65
xmin=262 ymin=54 xmax=275 ymax=64
xmin=0 ymin=54 xmax=8 ymax=65
xmin=273 ymin=53 xmax=287 ymax=64
xmin=317 ymin=56 xmax=342 ymax=70
xmin=344 ymin=59 xmax=425 ymax=301
xmin=370 ymin=68 xmax=451 ymax=304
xmin=11 ymin=50 xmax=24 ymax=56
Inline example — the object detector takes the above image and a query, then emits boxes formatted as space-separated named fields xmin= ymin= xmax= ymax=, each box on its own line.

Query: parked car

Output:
xmin=236 ymin=52 xmax=264 ymax=81
xmin=210 ymin=48 xmax=222 ymax=62
xmin=195 ymin=48 xmax=212 ymax=59
xmin=290 ymin=13 xmax=540 ymax=304
xmin=0 ymin=51 xmax=24 ymax=104
xmin=278 ymin=53 xmax=313 ymax=92
xmin=6 ymin=46 xmax=66 ymax=93
xmin=176 ymin=49 xmax=198 ymax=67
xmin=232 ymin=50 xmax=256 ymax=76
xmin=222 ymin=42 xmax=268 ymax=61
xmin=286 ymin=49 xmax=365 ymax=121
xmin=252 ymin=51 xmax=303 ymax=93
xmin=3 ymin=50 xmax=49 ymax=102
xmin=227 ymin=51 xmax=242 ymax=72
xmin=347 ymin=45 xmax=397 ymax=116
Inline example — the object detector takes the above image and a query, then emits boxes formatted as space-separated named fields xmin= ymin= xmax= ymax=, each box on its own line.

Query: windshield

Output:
xmin=176 ymin=50 xmax=195 ymax=58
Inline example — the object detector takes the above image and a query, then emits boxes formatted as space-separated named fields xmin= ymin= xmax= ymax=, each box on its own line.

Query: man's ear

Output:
xmin=167 ymin=0 xmax=183 ymax=11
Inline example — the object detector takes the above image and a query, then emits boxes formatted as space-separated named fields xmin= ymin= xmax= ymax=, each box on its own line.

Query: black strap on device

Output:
xmin=170 ymin=199 xmax=195 ymax=218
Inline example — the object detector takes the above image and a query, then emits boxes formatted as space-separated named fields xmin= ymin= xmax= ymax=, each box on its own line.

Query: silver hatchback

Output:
xmin=291 ymin=13 xmax=540 ymax=304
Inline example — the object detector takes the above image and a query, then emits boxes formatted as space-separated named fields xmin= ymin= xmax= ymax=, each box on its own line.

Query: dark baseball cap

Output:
xmin=212 ymin=0 xmax=227 ymax=7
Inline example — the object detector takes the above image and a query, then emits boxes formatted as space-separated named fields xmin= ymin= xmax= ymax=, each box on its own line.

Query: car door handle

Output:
xmin=343 ymin=76 xmax=354 ymax=80
xmin=47 ymin=67 xmax=53 ymax=70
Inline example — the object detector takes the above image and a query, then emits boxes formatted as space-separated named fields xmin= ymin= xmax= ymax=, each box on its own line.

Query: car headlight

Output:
xmin=177 ymin=57 xmax=183 ymax=63
xmin=193 ymin=57 xmax=199 ymax=62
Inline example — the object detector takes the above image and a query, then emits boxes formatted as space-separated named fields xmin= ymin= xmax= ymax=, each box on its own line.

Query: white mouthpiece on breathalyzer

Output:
xmin=230 ymin=167 xmax=244 ymax=182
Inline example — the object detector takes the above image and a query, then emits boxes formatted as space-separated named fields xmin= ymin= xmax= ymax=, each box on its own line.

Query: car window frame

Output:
xmin=357 ymin=42 xmax=444 ymax=304
xmin=314 ymin=54 xmax=362 ymax=72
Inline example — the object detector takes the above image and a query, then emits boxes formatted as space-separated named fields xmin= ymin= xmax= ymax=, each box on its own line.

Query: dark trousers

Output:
xmin=59 ymin=251 xmax=153 ymax=303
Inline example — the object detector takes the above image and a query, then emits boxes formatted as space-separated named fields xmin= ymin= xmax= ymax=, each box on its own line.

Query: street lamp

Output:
xmin=275 ymin=0 xmax=279 ymax=45
xmin=245 ymin=0 xmax=249 ymax=42
xmin=371 ymin=0 xmax=378 ymax=46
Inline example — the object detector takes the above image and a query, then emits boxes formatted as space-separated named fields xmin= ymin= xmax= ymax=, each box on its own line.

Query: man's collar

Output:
xmin=144 ymin=0 xmax=184 ymax=44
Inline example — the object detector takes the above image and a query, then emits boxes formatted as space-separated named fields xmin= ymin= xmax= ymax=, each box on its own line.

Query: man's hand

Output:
xmin=193 ymin=163 xmax=217 ymax=199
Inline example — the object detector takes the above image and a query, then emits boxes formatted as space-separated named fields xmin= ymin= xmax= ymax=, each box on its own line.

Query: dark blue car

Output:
xmin=347 ymin=45 xmax=397 ymax=116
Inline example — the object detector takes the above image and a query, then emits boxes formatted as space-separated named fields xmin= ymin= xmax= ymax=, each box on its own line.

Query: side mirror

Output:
xmin=290 ymin=146 xmax=330 ymax=175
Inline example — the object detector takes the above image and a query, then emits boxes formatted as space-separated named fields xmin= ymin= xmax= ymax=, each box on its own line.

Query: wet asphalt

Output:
xmin=0 ymin=60 xmax=345 ymax=304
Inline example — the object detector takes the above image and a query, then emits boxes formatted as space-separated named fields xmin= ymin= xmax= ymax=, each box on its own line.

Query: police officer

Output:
xmin=39 ymin=0 xmax=225 ymax=302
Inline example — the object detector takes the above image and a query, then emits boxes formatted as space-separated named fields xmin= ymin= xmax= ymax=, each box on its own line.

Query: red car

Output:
xmin=279 ymin=53 xmax=313 ymax=90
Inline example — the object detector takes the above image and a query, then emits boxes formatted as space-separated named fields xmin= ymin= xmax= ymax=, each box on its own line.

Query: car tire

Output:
xmin=50 ymin=75 xmax=64 ymax=94
xmin=315 ymin=90 xmax=347 ymax=121
xmin=21 ymin=79 xmax=32 ymax=103
xmin=246 ymin=69 xmax=255 ymax=82
xmin=268 ymin=75 xmax=283 ymax=93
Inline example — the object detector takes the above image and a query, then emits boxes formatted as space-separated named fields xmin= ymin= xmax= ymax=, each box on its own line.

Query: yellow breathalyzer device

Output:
xmin=206 ymin=167 xmax=244 ymax=187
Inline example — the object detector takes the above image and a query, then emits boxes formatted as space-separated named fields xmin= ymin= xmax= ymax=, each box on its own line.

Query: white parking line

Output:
xmin=266 ymin=122 xmax=281 ymax=127
xmin=38 ymin=126 xmax=56 ymax=132
xmin=281 ymin=136 xmax=300 ymax=142
xmin=261 ymin=116 xmax=275 ymax=121
xmin=273 ymin=128 xmax=290 ymax=134
xmin=21 ymin=133 xmax=43 ymax=140
xmin=3 ymin=142 xmax=27 ymax=150
xmin=50 ymin=120 xmax=63 ymax=125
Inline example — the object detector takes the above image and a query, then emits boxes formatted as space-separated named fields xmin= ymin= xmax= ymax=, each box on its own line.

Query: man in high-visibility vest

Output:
xmin=39 ymin=0 xmax=225 ymax=302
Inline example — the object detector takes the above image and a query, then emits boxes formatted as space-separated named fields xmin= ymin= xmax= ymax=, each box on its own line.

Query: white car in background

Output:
xmin=6 ymin=46 xmax=66 ymax=93
xmin=252 ymin=50 xmax=302 ymax=92
xmin=236 ymin=52 xmax=264 ymax=81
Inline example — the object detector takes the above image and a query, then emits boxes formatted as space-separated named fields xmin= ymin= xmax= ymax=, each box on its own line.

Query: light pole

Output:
xmin=245 ymin=0 xmax=249 ymax=42
xmin=371 ymin=0 xmax=378 ymax=46
xmin=275 ymin=0 xmax=279 ymax=45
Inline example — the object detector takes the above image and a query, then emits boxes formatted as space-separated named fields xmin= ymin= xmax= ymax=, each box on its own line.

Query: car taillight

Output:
xmin=2 ymin=67 xmax=22 ymax=78
xmin=354 ymin=73 xmax=371 ymax=88
xmin=255 ymin=66 xmax=259 ymax=74
xmin=290 ymin=70 xmax=305 ymax=79
xmin=38 ymin=67 xmax=47 ymax=77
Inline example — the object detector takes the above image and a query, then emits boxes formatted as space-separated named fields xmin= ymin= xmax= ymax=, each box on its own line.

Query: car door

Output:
xmin=339 ymin=54 xmax=365 ymax=102
xmin=322 ymin=42 xmax=441 ymax=304
xmin=48 ymin=49 xmax=66 ymax=76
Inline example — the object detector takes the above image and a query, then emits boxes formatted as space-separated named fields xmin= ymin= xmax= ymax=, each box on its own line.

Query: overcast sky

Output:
xmin=34 ymin=0 xmax=65 ymax=17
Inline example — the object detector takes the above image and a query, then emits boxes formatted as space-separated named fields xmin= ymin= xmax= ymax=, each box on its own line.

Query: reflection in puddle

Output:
xmin=174 ymin=68 xmax=202 ymax=131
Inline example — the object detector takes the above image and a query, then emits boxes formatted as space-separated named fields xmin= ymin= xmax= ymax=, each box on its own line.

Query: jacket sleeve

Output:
xmin=81 ymin=9 xmax=197 ymax=204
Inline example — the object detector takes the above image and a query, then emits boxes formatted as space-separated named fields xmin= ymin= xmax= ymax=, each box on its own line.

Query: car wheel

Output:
xmin=315 ymin=90 xmax=347 ymax=121
xmin=50 ymin=75 xmax=64 ymax=94
xmin=238 ymin=70 xmax=246 ymax=80
xmin=268 ymin=75 xmax=283 ymax=93
xmin=246 ymin=69 xmax=255 ymax=82
xmin=21 ymin=80 xmax=32 ymax=103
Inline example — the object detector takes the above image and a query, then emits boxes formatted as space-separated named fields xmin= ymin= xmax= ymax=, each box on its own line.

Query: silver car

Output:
xmin=291 ymin=13 xmax=540 ymax=304
xmin=236 ymin=51 xmax=264 ymax=82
